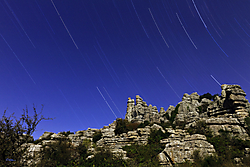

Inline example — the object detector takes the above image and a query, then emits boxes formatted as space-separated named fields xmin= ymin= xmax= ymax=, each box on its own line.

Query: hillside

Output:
xmin=7 ymin=84 xmax=250 ymax=166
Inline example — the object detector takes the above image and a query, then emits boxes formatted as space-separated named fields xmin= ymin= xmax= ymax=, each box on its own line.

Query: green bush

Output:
xmin=199 ymin=93 xmax=219 ymax=102
xmin=115 ymin=119 xmax=129 ymax=135
xmin=93 ymin=130 xmax=102 ymax=143
xmin=163 ymin=112 xmax=170 ymax=120
xmin=123 ymin=129 xmax=169 ymax=166
xmin=37 ymin=140 xmax=74 ymax=167
xmin=204 ymin=129 xmax=250 ymax=166
xmin=169 ymin=104 xmax=180 ymax=125
xmin=148 ymin=129 xmax=170 ymax=144
xmin=137 ymin=120 xmax=150 ymax=128
xmin=83 ymin=147 xmax=127 ymax=167
xmin=198 ymin=103 xmax=209 ymax=114
xmin=126 ymin=122 xmax=140 ymax=131
xmin=0 ymin=105 xmax=52 ymax=166
xmin=115 ymin=119 xmax=141 ymax=135
xmin=245 ymin=117 xmax=250 ymax=135
xmin=61 ymin=131 xmax=74 ymax=137
xmin=187 ymin=120 xmax=213 ymax=138
xmin=33 ymin=139 xmax=42 ymax=144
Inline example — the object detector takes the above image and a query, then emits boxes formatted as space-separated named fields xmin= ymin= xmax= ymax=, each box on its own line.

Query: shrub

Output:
xmin=84 ymin=147 xmax=127 ymax=166
xmin=126 ymin=122 xmax=140 ymax=131
xmin=169 ymin=104 xmax=180 ymax=125
xmin=199 ymin=93 xmax=213 ymax=102
xmin=0 ymin=105 xmax=52 ymax=166
xmin=245 ymin=117 xmax=250 ymax=135
xmin=137 ymin=120 xmax=150 ymax=128
xmin=93 ymin=130 xmax=102 ymax=143
xmin=115 ymin=118 xmax=129 ymax=135
xmin=198 ymin=103 xmax=209 ymax=114
xmin=206 ymin=129 xmax=250 ymax=165
xmin=148 ymin=129 xmax=170 ymax=144
xmin=199 ymin=93 xmax=219 ymax=102
xmin=37 ymin=140 xmax=74 ymax=167
xmin=187 ymin=120 xmax=212 ymax=138
xmin=123 ymin=129 xmax=169 ymax=166
xmin=123 ymin=144 xmax=161 ymax=166
xmin=61 ymin=131 xmax=74 ymax=137
xmin=114 ymin=118 xmax=140 ymax=135
xmin=33 ymin=139 xmax=42 ymax=144
xmin=163 ymin=112 xmax=170 ymax=120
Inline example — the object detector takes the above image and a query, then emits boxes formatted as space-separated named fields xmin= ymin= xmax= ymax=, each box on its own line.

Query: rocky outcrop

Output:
xmin=208 ymin=84 xmax=249 ymax=118
xmin=159 ymin=130 xmax=215 ymax=166
xmin=125 ymin=95 xmax=164 ymax=124
xmin=20 ymin=84 xmax=250 ymax=166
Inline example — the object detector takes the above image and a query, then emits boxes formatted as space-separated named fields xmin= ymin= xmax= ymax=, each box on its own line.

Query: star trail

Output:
xmin=0 ymin=0 xmax=249 ymax=139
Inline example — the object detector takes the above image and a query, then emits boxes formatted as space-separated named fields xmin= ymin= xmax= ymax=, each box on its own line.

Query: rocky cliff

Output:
xmin=21 ymin=84 xmax=250 ymax=166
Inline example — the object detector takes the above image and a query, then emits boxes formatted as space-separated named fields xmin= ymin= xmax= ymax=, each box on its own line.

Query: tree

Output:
xmin=0 ymin=104 xmax=52 ymax=166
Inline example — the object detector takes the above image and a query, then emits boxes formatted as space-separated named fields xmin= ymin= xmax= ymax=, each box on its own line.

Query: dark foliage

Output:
xmin=0 ymin=105 xmax=52 ymax=166
xmin=148 ymin=129 xmax=170 ymax=144
xmin=92 ymin=130 xmax=102 ymax=143
xmin=197 ymin=103 xmax=209 ymax=114
xmin=199 ymin=93 xmax=219 ymax=102
xmin=33 ymin=139 xmax=42 ymax=144
xmin=163 ymin=112 xmax=170 ymax=120
xmin=137 ymin=120 xmax=150 ymax=128
xmin=84 ymin=148 xmax=127 ymax=167
xmin=169 ymin=104 xmax=180 ymax=125
xmin=123 ymin=144 xmax=161 ymax=167
xmin=207 ymin=130 xmax=250 ymax=161
xmin=126 ymin=122 xmax=140 ymax=131
xmin=123 ymin=129 xmax=169 ymax=166
xmin=245 ymin=117 xmax=250 ymax=136
xmin=37 ymin=140 xmax=74 ymax=167
xmin=114 ymin=118 xmax=140 ymax=135
xmin=187 ymin=120 xmax=212 ymax=138
xmin=114 ymin=118 xmax=129 ymax=135
xmin=60 ymin=131 xmax=74 ymax=137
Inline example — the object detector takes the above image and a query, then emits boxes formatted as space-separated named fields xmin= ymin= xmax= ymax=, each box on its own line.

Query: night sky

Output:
xmin=1 ymin=0 xmax=250 ymax=139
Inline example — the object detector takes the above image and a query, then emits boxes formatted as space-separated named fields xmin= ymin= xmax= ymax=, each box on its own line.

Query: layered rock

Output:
xmin=208 ymin=84 xmax=249 ymax=118
xmin=20 ymin=84 xmax=250 ymax=166
xmin=125 ymin=95 xmax=164 ymax=123
xmin=175 ymin=92 xmax=200 ymax=126
xmin=159 ymin=130 xmax=215 ymax=166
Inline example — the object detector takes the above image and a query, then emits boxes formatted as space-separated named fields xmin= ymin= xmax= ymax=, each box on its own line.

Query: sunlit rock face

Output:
xmin=125 ymin=95 xmax=166 ymax=124
xmin=159 ymin=132 xmax=216 ymax=165
xmin=20 ymin=84 xmax=250 ymax=166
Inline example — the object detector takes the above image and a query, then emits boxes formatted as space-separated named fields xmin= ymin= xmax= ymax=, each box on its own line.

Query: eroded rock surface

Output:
xmin=20 ymin=84 xmax=250 ymax=166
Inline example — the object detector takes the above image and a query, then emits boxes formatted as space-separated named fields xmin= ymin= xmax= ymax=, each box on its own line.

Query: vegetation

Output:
xmin=169 ymin=104 xmax=180 ymax=125
xmin=60 ymin=131 xmax=74 ymax=137
xmin=197 ymin=104 xmax=209 ymax=114
xmin=187 ymin=120 xmax=212 ymax=138
xmin=185 ymin=121 xmax=250 ymax=166
xmin=114 ymin=118 xmax=145 ymax=135
xmin=245 ymin=117 xmax=250 ymax=136
xmin=92 ymin=130 xmax=102 ymax=143
xmin=198 ymin=93 xmax=219 ymax=102
xmin=137 ymin=120 xmax=150 ymax=128
xmin=0 ymin=105 xmax=52 ymax=166
xmin=123 ymin=129 xmax=169 ymax=166
xmin=37 ymin=140 xmax=74 ymax=167
xmin=207 ymin=130 xmax=250 ymax=161
xmin=83 ymin=148 xmax=127 ymax=167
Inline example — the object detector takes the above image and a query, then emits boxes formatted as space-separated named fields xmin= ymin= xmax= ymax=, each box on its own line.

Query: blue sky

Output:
xmin=0 ymin=0 xmax=250 ymax=139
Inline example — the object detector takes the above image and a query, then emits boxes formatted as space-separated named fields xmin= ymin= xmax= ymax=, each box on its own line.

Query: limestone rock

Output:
xmin=20 ymin=84 xmax=250 ymax=166
xmin=125 ymin=95 xmax=162 ymax=124
xmin=159 ymin=134 xmax=215 ymax=165
xmin=166 ymin=105 xmax=175 ymax=118
xmin=39 ymin=132 xmax=54 ymax=140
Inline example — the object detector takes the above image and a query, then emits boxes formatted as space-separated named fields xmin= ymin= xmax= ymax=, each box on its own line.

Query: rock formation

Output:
xmin=20 ymin=84 xmax=250 ymax=166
